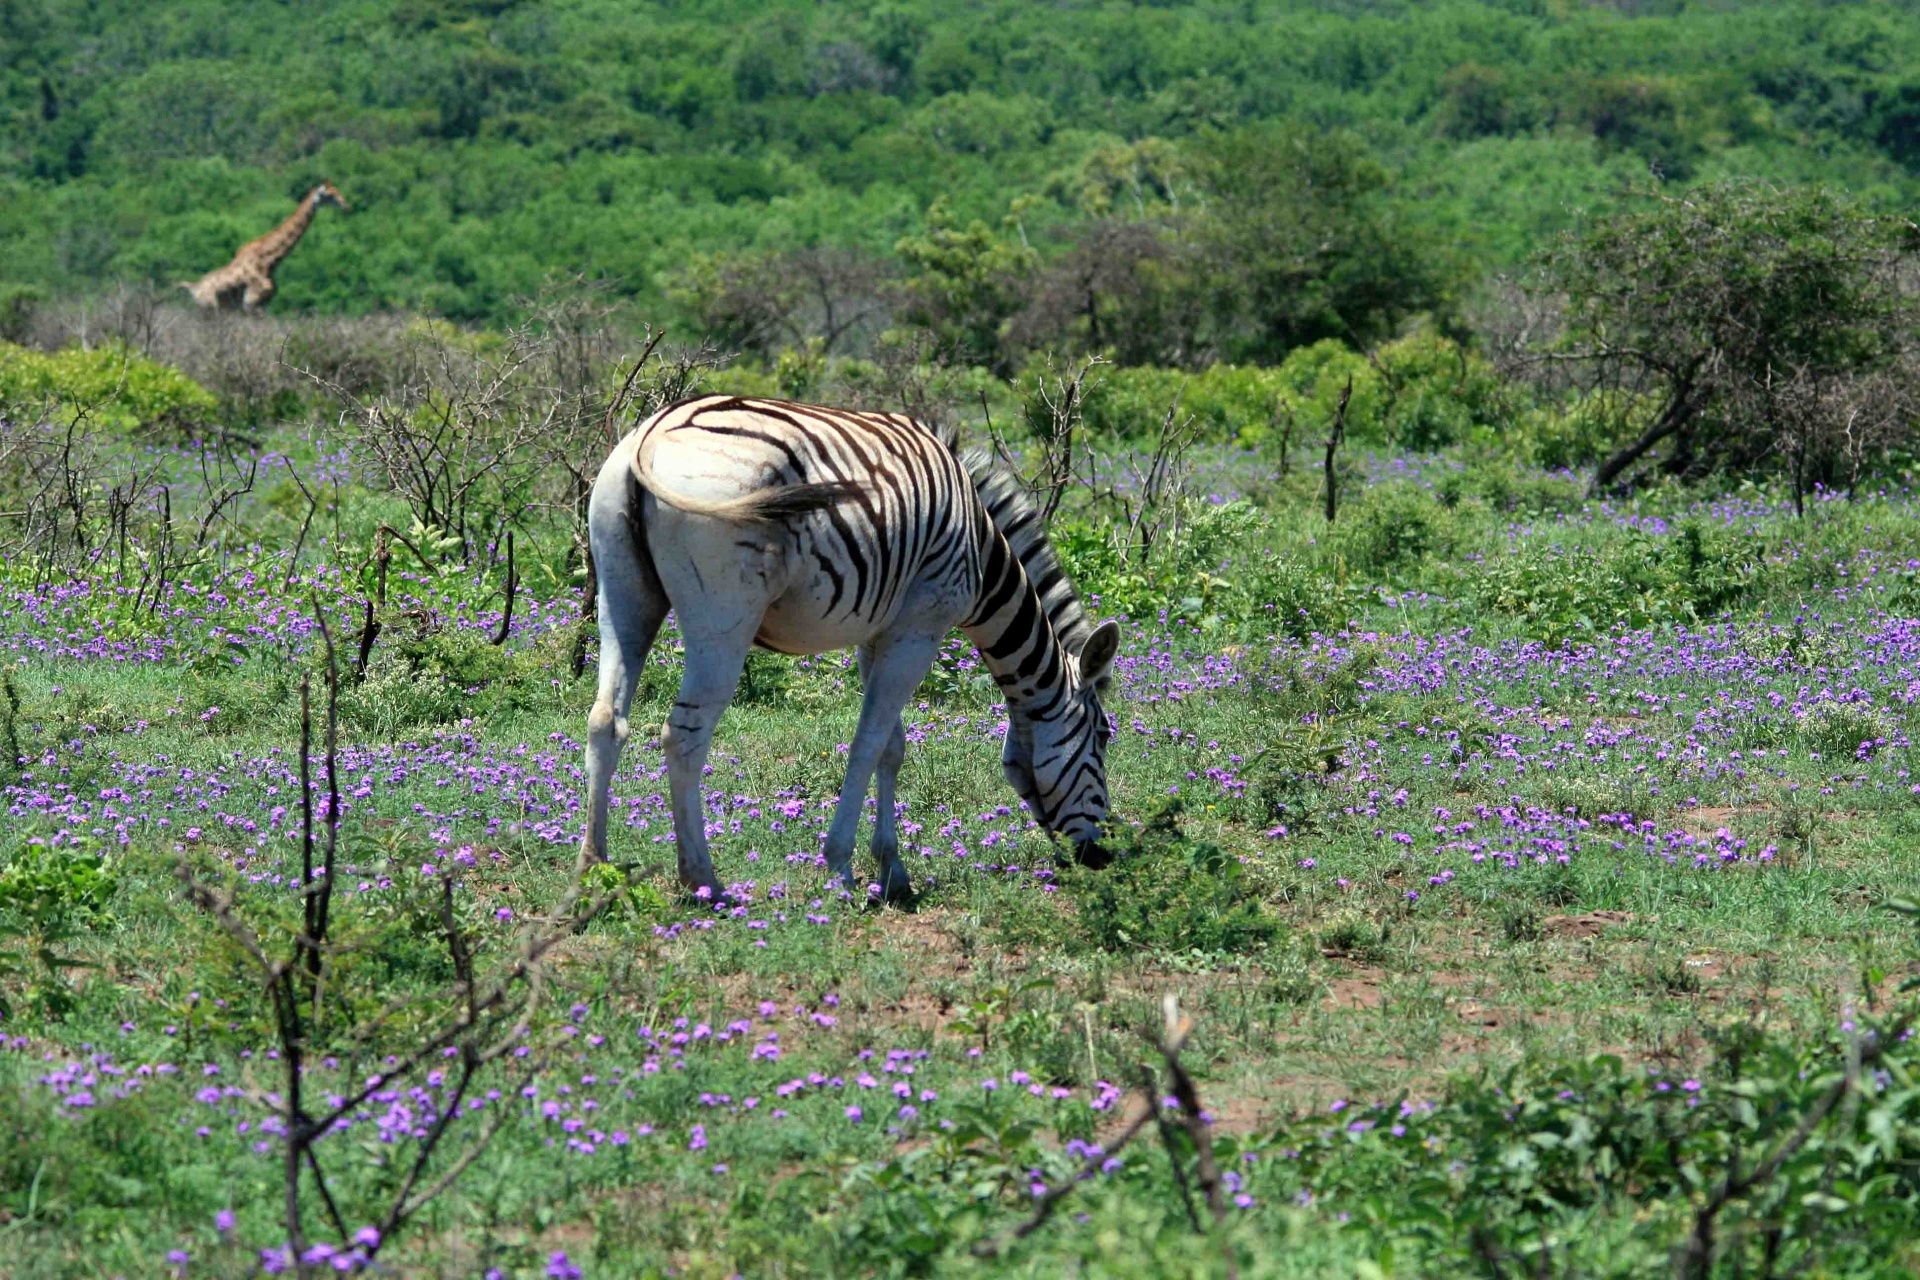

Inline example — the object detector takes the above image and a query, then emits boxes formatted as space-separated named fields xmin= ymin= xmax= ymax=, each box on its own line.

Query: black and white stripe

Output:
xmin=582 ymin=394 xmax=1121 ymax=900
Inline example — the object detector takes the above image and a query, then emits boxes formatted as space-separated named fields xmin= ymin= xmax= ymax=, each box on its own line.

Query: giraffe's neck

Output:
xmin=251 ymin=193 xmax=320 ymax=271
xmin=962 ymin=527 xmax=1073 ymax=718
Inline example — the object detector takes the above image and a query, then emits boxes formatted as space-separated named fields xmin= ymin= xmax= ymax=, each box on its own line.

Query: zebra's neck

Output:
xmin=961 ymin=527 xmax=1073 ymax=716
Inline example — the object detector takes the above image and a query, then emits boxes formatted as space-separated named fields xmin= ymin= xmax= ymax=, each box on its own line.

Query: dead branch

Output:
xmin=1323 ymin=376 xmax=1352 ymax=524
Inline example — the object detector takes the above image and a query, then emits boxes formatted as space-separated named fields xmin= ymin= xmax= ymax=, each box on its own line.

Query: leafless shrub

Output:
xmin=557 ymin=330 xmax=727 ymax=677
xmin=859 ymin=328 xmax=977 ymax=437
xmin=0 ymin=400 xmax=116 ymax=579
xmin=1322 ymin=375 xmax=1353 ymax=524
xmin=307 ymin=322 xmax=561 ymax=560
xmin=1084 ymin=392 xmax=1201 ymax=569
xmin=990 ymin=354 xmax=1108 ymax=524
xmin=974 ymin=995 xmax=1236 ymax=1275
xmin=26 ymin=290 xmax=414 ymax=408
xmin=1008 ymin=221 xmax=1208 ymax=367
xmin=669 ymin=246 xmax=892 ymax=358
xmin=177 ymin=616 xmax=613 ymax=1276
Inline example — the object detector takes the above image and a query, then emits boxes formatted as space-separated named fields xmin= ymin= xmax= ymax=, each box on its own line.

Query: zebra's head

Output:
xmin=1001 ymin=618 xmax=1121 ymax=866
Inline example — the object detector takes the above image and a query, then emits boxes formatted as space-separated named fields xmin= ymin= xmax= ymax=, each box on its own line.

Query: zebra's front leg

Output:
xmin=662 ymin=629 xmax=753 ymax=902
xmin=830 ymin=636 xmax=939 ymax=901
xmin=869 ymin=718 xmax=909 ymax=900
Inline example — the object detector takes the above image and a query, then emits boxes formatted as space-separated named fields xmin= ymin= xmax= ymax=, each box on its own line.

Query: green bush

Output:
xmin=0 ymin=833 xmax=118 ymax=1020
xmin=1459 ymin=521 xmax=1757 ymax=644
xmin=1076 ymin=335 xmax=1515 ymax=450
xmin=1435 ymin=458 xmax=1585 ymax=514
xmin=1279 ymin=1029 xmax=1920 ymax=1275
xmin=1516 ymin=389 xmax=1657 ymax=472
xmin=343 ymin=622 xmax=544 ymax=735
xmin=0 ymin=341 xmax=217 ymax=430
xmin=1073 ymin=800 xmax=1282 ymax=957
xmin=1335 ymin=481 xmax=1455 ymax=576
xmin=0 ymin=835 xmax=117 ymax=930
xmin=1375 ymin=330 xmax=1514 ymax=450
xmin=1240 ymin=553 xmax=1363 ymax=640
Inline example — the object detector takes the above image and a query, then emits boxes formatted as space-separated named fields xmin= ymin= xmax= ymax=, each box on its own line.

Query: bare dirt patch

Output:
xmin=1541 ymin=910 xmax=1636 ymax=939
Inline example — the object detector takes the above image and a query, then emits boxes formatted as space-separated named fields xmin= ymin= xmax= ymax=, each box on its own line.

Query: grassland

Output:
xmin=3 ymin=415 xmax=1919 ymax=1277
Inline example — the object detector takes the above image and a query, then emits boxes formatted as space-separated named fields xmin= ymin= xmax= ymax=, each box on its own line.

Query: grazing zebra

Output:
xmin=580 ymin=394 xmax=1120 ymax=902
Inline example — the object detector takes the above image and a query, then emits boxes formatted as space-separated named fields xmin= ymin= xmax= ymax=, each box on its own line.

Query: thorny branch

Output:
xmin=177 ymin=596 xmax=619 ymax=1276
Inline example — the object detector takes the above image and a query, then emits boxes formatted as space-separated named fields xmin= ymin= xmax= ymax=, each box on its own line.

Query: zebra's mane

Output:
xmin=955 ymin=442 xmax=1094 ymax=658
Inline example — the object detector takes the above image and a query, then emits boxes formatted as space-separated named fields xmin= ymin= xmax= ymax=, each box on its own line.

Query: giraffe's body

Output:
xmin=180 ymin=182 xmax=348 ymax=311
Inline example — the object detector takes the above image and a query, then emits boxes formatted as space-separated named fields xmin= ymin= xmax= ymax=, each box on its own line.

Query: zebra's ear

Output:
xmin=1079 ymin=620 xmax=1120 ymax=689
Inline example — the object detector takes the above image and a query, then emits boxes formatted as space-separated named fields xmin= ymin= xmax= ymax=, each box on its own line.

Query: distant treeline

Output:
xmin=5 ymin=0 xmax=1920 ymax=336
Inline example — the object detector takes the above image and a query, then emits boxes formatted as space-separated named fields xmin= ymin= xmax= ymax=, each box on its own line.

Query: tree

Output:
xmin=669 ymin=247 xmax=892 ymax=359
xmin=1186 ymin=125 xmax=1456 ymax=364
xmin=1009 ymin=220 xmax=1206 ymax=367
xmin=1536 ymin=182 xmax=1920 ymax=504
xmin=894 ymin=200 xmax=1037 ymax=374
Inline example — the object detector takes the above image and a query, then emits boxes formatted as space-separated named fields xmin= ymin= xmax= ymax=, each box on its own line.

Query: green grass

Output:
xmin=4 ymin=408 xmax=1920 ymax=1274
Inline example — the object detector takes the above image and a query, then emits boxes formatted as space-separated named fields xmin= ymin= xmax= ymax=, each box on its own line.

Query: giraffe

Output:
xmin=179 ymin=181 xmax=349 ymax=311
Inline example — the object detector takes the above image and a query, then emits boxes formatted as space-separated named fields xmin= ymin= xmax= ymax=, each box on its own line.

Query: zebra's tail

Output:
xmin=631 ymin=430 xmax=863 ymax=523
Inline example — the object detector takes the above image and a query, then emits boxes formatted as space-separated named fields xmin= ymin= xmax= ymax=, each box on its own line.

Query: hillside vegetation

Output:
xmin=7 ymin=0 xmax=1920 ymax=325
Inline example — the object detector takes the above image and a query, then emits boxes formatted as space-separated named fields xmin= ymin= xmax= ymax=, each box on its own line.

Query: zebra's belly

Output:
xmin=753 ymin=560 xmax=966 ymax=656
xmin=753 ymin=592 xmax=902 ymax=655
xmin=752 ymin=611 xmax=868 ymax=655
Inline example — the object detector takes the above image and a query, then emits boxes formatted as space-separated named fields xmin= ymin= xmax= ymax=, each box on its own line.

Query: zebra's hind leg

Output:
xmin=661 ymin=622 xmax=755 ymax=903
xmin=581 ymin=494 xmax=668 ymax=867
xmin=833 ymin=635 xmax=940 ymax=902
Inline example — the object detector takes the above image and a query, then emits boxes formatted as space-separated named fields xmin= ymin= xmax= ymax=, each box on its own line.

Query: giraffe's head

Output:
xmin=312 ymin=181 xmax=350 ymax=211
xmin=1000 ymin=618 xmax=1121 ymax=867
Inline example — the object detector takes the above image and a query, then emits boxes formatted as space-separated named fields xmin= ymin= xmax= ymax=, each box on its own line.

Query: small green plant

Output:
xmin=1637 ymin=954 xmax=1703 ymax=996
xmin=1317 ymin=907 xmax=1390 ymax=961
xmin=1500 ymin=900 xmax=1545 ymax=943
xmin=1797 ymin=698 xmax=1896 ymax=760
xmin=0 ymin=834 xmax=117 ymax=1019
xmin=1263 ymin=935 xmax=1320 ymax=1004
xmin=948 ymin=978 xmax=1055 ymax=1051
xmin=1072 ymin=802 xmax=1281 ymax=957
xmin=581 ymin=862 xmax=669 ymax=923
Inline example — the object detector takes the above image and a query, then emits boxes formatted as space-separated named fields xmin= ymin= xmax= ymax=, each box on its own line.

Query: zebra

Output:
xmin=579 ymin=393 xmax=1121 ymax=902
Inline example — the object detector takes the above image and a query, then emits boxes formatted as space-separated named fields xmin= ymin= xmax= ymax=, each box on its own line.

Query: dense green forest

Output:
xmin=6 ymin=0 xmax=1920 ymax=335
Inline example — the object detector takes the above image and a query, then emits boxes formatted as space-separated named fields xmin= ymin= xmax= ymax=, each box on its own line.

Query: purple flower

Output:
xmin=547 ymin=1252 xmax=583 ymax=1280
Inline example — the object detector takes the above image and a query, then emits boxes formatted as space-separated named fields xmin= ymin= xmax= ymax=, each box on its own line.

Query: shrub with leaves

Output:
xmin=1334 ymin=481 xmax=1455 ymax=576
xmin=0 ymin=833 xmax=117 ymax=1018
xmin=1073 ymin=801 xmax=1281 ymax=957
xmin=1458 ymin=521 xmax=1757 ymax=644
xmin=0 ymin=340 xmax=217 ymax=429
xmin=1262 ymin=1023 xmax=1920 ymax=1277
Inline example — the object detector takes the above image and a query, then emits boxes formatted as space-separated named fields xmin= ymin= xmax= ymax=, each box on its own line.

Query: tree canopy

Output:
xmin=7 ymin=0 xmax=1920 ymax=331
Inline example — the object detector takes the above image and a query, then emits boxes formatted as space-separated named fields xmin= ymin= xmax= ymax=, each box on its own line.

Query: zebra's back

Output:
xmin=634 ymin=395 xmax=987 ymax=654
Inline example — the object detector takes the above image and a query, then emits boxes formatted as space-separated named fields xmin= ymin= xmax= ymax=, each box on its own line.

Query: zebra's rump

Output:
xmin=635 ymin=395 xmax=985 ymax=638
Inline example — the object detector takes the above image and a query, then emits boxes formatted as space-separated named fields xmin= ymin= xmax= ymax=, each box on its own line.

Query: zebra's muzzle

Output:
xmin=1072 ymin=838 xmax=1113 ymax=870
